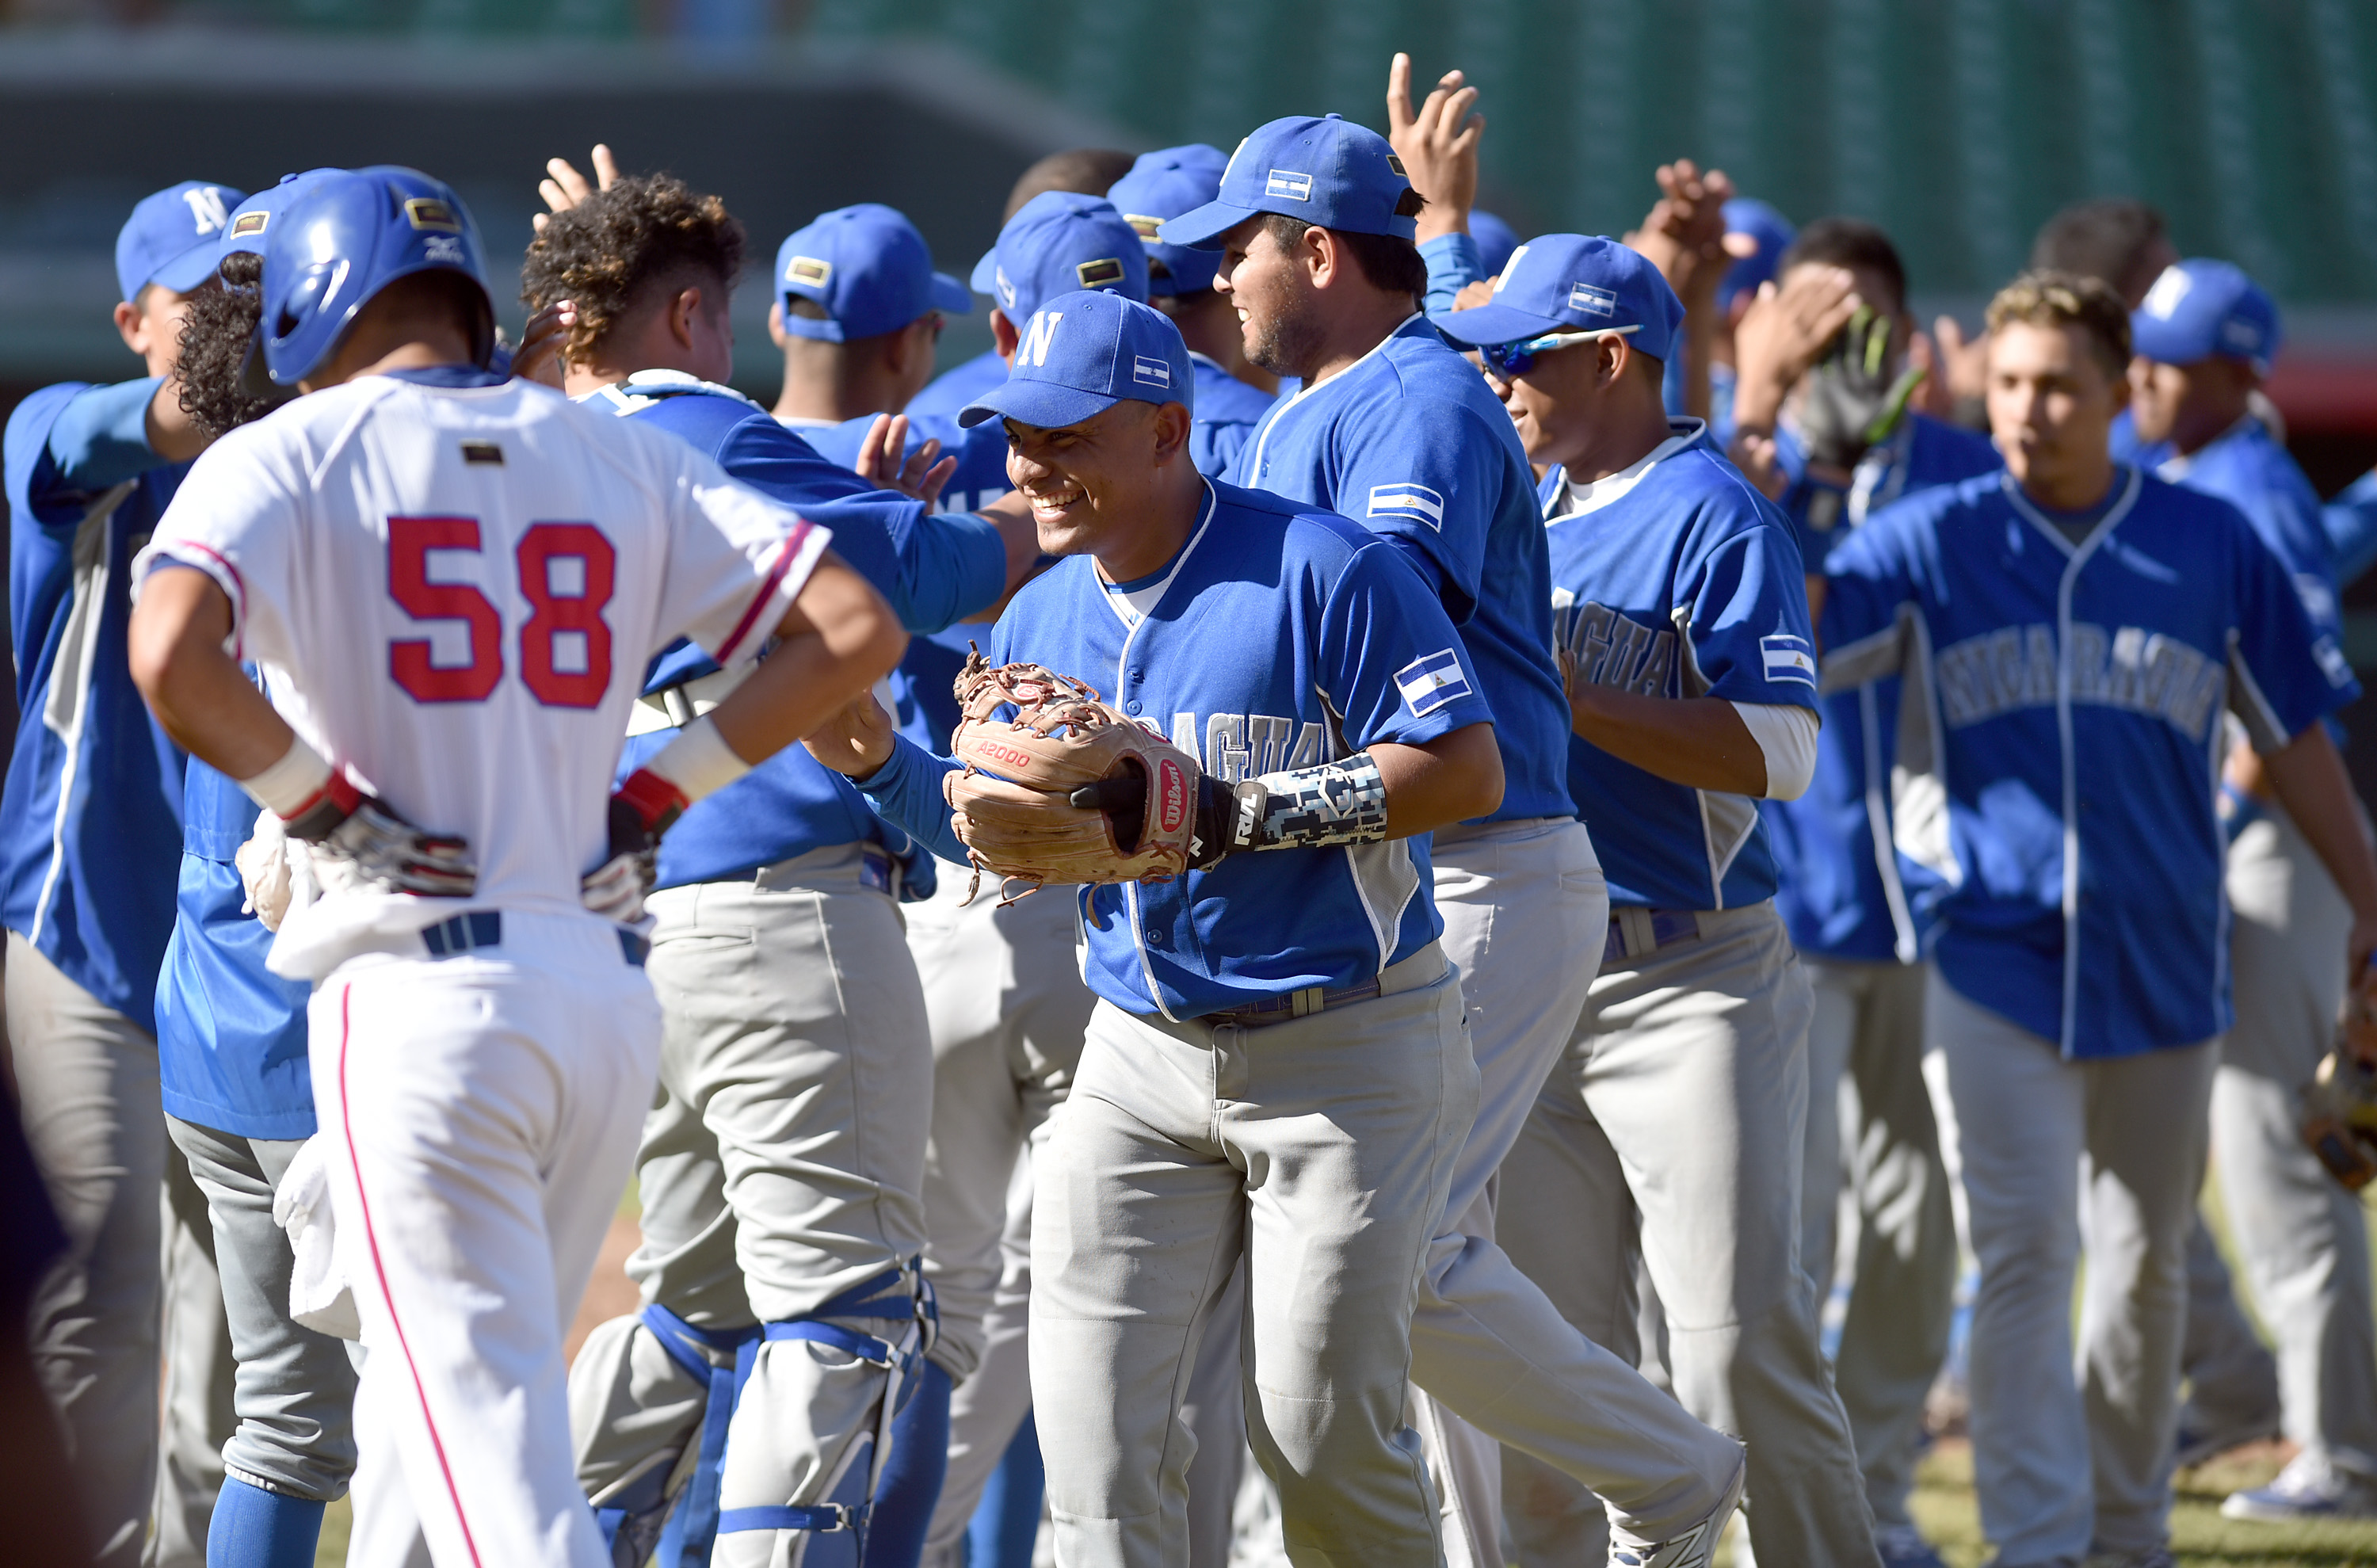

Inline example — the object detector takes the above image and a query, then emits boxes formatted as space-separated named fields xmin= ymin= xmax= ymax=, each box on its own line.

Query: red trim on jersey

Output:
xmin=336 ymin=985 xmax=486 ymax=1568
xmin=715 ymin=522 xmax=811 ymax=667
xmin=155 ymin=540 xmax=250 ymax=661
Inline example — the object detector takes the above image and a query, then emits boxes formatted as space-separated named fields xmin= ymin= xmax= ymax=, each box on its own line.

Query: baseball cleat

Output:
xmin=1874 ymin=1521 xmax=1948 ymax=1568
xmin=1607 ymin=1451 xmax=1747 ymax=1568
xmin=2219 ymin=1452 xmax=2377 ymax=1520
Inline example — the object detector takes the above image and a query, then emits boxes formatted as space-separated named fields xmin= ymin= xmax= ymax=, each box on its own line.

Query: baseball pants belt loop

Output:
xmin=420 ymin=910 xmax=502 ymax=959
xmin=1604 ymin=907 xmax=1702 ymax=964
xmin=1196 ymin=942 xmax=1447 ymax=1028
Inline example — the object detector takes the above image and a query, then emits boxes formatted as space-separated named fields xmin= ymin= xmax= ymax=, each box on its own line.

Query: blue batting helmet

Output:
xmin=261 ymin=166 xmax=493 ymax=386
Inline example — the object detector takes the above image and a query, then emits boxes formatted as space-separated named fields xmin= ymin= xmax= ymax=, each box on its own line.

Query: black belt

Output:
xmin=418 ymin=910 xmax=648 ymax=968
xmin=1603 ymin=908 xmax=1703 ymax=964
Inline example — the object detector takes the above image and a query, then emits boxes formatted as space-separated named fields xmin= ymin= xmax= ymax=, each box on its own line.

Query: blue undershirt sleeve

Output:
xmin=44 ymin=378 xmax=166 ymax=494
xmin=856 ymin=735 xmax=970 ymax=867
xmin=1420 ymin=232 xmax=1485 ymax=321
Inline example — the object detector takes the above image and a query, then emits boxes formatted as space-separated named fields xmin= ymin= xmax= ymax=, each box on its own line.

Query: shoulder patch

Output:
xmin=1395 ymin=650 xmax=1473 ymax=715
xmin=1368 ymin=481 xmax=1445 ymax=530
xmin=1760 ymin=632 xmax=1817 ymax=687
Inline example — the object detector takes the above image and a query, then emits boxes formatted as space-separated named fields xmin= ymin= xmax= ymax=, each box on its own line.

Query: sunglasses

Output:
xmin=1478 ymin=324 xmax=1641 ymax=381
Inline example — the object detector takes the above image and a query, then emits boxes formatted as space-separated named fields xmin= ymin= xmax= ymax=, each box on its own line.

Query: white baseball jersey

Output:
xmin=135 ymin=369 xmax=829 ymax=972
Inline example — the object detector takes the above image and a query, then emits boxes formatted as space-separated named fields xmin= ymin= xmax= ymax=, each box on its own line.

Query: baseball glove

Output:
xmin=2304 ymin=988 xmax=2377 ymax=1188
xmin=944 ymin=652 xmax=1203 ymax=900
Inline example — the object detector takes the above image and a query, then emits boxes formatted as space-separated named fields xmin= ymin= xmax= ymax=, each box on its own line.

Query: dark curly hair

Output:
xmin=176 ymin=252 xmax=277 ymax=440
xmin=519 ymin=174 xmax=745 ymax=365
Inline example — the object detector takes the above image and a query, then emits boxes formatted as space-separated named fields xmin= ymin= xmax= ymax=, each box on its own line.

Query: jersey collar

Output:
xmin=1547 ymin=418 xmax=1707 ymax=521
xmin=578 ymin=368 xmax=762 ymax=418
xmin=2000 ymin=464 xmax=2143 ymax=559
xmin=1247 ymin=313 xmax=1429 ymax=479
xmin=1095 ymin=480 xmax=1218 ymax=631
xmin=377 ymin=364 xmax=509 ymax=390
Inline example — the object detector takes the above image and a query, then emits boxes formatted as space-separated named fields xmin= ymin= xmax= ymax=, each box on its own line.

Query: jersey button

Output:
xmin=1146 ymin=928 xmax=1168 ymax=948
xmin=1126 ymin=699 xmax=1143 ymax=715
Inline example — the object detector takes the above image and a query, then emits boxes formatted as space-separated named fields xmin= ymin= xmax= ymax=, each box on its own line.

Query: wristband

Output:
xmin=613 ymin=768 xmax=692 ymax=839
xmin=643 ymin=713 xmax=752 ymax=804
xmin=1194 ymin=752 xmax=1392 ymax=864
xmin=237 ymin=735 xmax=333 ymax=818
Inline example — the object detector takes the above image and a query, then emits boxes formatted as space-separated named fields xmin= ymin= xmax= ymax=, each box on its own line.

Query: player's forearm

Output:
xmin=145 ymin=376 xmax=209 ymax=464
xmin=128 ymin=567 xmax=294 ymax=777
xmin=2264 ymin=723 xmax=2377 ymax=920
xmin=707 ymin=555 xmax=906 ymax=769
xmin=1376 ymin=723 xmax=1503 ymax=837
xmin=1569 ymin=687 xmax=1766 ymax=795
xmin=853 ymin=735 xmax=971 ymax=868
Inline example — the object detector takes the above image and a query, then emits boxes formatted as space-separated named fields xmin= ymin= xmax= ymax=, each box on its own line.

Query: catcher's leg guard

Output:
xmin=866 ymin=1358 xmax=954 ymax=1567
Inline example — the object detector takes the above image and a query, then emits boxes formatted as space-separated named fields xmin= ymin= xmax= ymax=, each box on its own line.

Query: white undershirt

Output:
xmin=1732 ymin=700 xmax=1819 ymax=799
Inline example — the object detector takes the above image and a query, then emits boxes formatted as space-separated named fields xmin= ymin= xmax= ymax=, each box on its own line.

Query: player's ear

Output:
xmin=990 ymin=309 xmax=1021 ymax=363
xmin=668 ymin=287 xmax=702 ymax=350
xmin=115 ymin=298 xmax=146 ymax=357
xmin=767 ymin=299 xmax=789 ymax=350
xmin=1601 ymin=334 xmax=1631 ymax=391
xmin=1150 ymin=401 xmax=1192 ymax=464
xmin=1304 ymin=225 xmax=1339 ymax=289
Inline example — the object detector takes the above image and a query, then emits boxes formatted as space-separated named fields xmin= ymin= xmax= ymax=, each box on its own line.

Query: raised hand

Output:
xmin=1386 ymin=52 xmax=1484 ymax=244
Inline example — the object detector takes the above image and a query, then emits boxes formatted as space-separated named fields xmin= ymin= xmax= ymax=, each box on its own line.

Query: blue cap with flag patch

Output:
xmin=1159 ymin=114 xmax=1418 ymax=249
xmin=219 ymin=170 xmax=345 ymax=265
xmin=1437 ymin=233 xmax=1686 ymax=364
xmin=957 ymin=289 xmax=1193 ymax=432
xmin=776 ymin=204 xmax=972 ymax=343
xmin=117 ymin=180 xmax=248 ymax=303
xmin=1108 ymin=144 xmax=1230 ymax=297
xmin=2131 ymin=259 xmax=2283 ymax=374
xmin=970 ymin=192 xmax=1148 ymax=325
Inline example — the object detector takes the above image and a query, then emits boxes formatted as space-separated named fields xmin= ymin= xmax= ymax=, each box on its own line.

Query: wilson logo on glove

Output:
xmin=1154 ymin=757 xmax=1190 ymax=837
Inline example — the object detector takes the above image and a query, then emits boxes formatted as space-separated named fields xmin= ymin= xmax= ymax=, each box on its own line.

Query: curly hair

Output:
xmin=176 ymin=252 xmax=277 ymax=440
xmin=1986 ymin=269 xmax=2131 ymax=381
xmin=519 ymin=174 xmax=745 ymax=365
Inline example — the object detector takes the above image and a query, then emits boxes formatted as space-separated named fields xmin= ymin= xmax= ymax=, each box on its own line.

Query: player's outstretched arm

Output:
xmin=707 ymin=550 xmax=907 ymax=769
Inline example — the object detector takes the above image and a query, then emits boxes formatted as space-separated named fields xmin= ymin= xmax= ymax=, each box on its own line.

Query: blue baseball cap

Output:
xmin=957 ymin=290 xmax=1193 ymax=432
xmin=1719 ymin=198 xmax=1795 ymax=315
xmin=969 ymin=192 xmax=1148 ymax=324
xmin=776 ymin=204 xmax=971 ymax=343
xmin=1160 ymin=114 xmax=1417 ymax=249
xmin=1470 ymin=210 xmax=1521 ymax=280
xmin=2131 ymin=259 xmax=2283 ymax=373
xmin=117 ymin=180 xmax=247 ymax=303
xmin=219 ymin=170 xmax=345 ymax=265
xmin=1437 ymin=234 xmax=1686 ymax=363
xmin=1108 ymin=144 xmax=1230 ymax=296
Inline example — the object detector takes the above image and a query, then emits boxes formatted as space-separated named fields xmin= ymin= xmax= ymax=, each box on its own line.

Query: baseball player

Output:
xmin=147 ymin=171 xmax=368 ymax=1568
xmin=2 ymin=175 xmax=246 ymax=1568
xmin=1818 ymin=270 xmax=2377 ymax=1567
xmin=1164 ymin=113 xmax=1748 ymax=1567
xmin=1433 ymin=236 xmax=1880 ymax=1566
xmin=2123 ymin=260 xmax=2377 ymax=1520
xmin=126 ymin=165 xmax=906 ymax=1568
xmin=902 ymin=148 xmax=1139 ymax=422
xmin=1728 ymin=218 xmax=2001 ymax=1568
xmin=516 ymin=170 xmax=1036 ymax=1568
xmin=811 ymin=286 xmax=1517 ymax=1567
xmin=767 ymin=204 xmax=971 ymax=439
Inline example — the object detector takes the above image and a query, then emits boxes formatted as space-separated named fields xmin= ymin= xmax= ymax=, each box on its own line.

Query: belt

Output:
xmin=1199 ymin=943 xmax=1445 ymax=1029
xmin=626 ymin=666 xmax=750 ymax=738
xmin=749 ymin=845 xmax=900 ymax=899
xmin=1603 ymin=907 xmax=1702 ymax=964
xmin=418 ymin=910 xmax=648 ymax=968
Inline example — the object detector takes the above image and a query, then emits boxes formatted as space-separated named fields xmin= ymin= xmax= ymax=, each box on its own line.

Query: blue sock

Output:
xmin=863 ymin=1360 xmax=953 ymax=1568
xmin=966 ymin=1409 xmax=1045 ymax=1568
xmin=207 ymin=1476 xmax=326 ymax=1568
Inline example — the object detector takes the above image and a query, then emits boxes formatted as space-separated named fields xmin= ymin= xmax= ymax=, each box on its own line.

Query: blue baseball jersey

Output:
xmin=1 ymin=379 xmax=191 ymax=1032
xmin=858 ymin=479 xmax=1494 ymax=1021
xmin=1822 ymin=467 xmax=2360 ymax=1058
xmin=807 ymin=407 xmax=1017 ymax=518
xmin=902 ymin=348 xmax=1008 ymax=421
xmin=590 ymin=376 xmax=1003 ymax=889
xmin=1537 ymin=420 xmax=1820 ymax=910
xmin=1765 ymin=413 xmax=2004 ymax=962
xmin=2158 ymin=418 xmax=2343 ymax=650
xmin=1227 ymin=314 xmax=1573 ymax=824
xmin=1186 ymin=353 xmax=1276 ymax=479
xmin=155 ymin=751 xmax=314 ymax=1141
xmin=2329 ymin=466 xmax=2377 ymax=587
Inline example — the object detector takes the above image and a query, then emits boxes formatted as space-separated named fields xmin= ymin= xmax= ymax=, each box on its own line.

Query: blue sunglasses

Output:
xmin=1478 ymin=324 xmax=1641 ymax=381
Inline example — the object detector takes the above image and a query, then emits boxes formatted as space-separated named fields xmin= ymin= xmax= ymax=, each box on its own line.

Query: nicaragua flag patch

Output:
xmin=1761 ymin=632 xmax=1818 ymax=686
xmin=1395 ymin=650 xmax=1472 ymax=715
xmin=1265 ymin=169 xmax=1314 ymax=201
xmin=1568 ymin=281 xmax=1617 ymax=316
xmin=1132 ymin=355 xmax=1172 ymax=388
xmin=1368 ymin=482 xmax=1445 ymax=530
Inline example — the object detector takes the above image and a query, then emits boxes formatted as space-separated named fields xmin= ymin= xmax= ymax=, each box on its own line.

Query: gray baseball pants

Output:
xmin=906 ymin=872 xmax=1092 ymax=1565
xmin=2183 ymin=809 xmax=2377 ymax=1474
xmin=162 ymin=1118 xmax=359 ymax=1502
xmin=1925 ymin=976 xmax=2217 ymax=1562
xmin=1030 ymin=948 xmax=1471 ymax=1567
xmin=1499 ymin=900 xmax=1879 ymax=1567
xmin=1409 ymin=817 xmax=1744 ymax=1562
xmin=8 ymin=932 xmax=233 ymax=1568
xmin=1799 ymin=956 xmax=1959 ymax=1529
xmin=569 ymin=845 xmax=934 ymax=1560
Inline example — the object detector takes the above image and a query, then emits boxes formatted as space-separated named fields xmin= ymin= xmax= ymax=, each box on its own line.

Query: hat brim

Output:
xmin=1157 ymin=200 xmax=1268 ymax=251
xmin=148 ymin=241 xmax=227 ymax=297
xmin=969 ymin=249 xmax=998 ymax=296
xmin=1435 ymin=301 xmax=1571 ymax=347
xmin=2127 ymin=314 xmax=2215 ymax=367
xmin=931 ymin=273 xmax=975 ymax=315
xmin=959 ymin=380 xmax=1125 ymax=431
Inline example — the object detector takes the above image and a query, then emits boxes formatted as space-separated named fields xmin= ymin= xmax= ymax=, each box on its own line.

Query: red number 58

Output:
xmin=387 ymin=516 xmax=616 ymax=708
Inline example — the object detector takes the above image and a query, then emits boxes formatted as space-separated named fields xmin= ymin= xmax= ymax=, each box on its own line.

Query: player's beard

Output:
xmin=1245 ymin=292 xmax=1327 ymax=383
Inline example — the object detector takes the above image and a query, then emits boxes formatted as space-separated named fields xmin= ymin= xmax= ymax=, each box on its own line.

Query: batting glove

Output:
xmin=281 ymin=771 xmax=476 ymax=899
xmin=582 ymin=767 xmax=688 ymax=925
